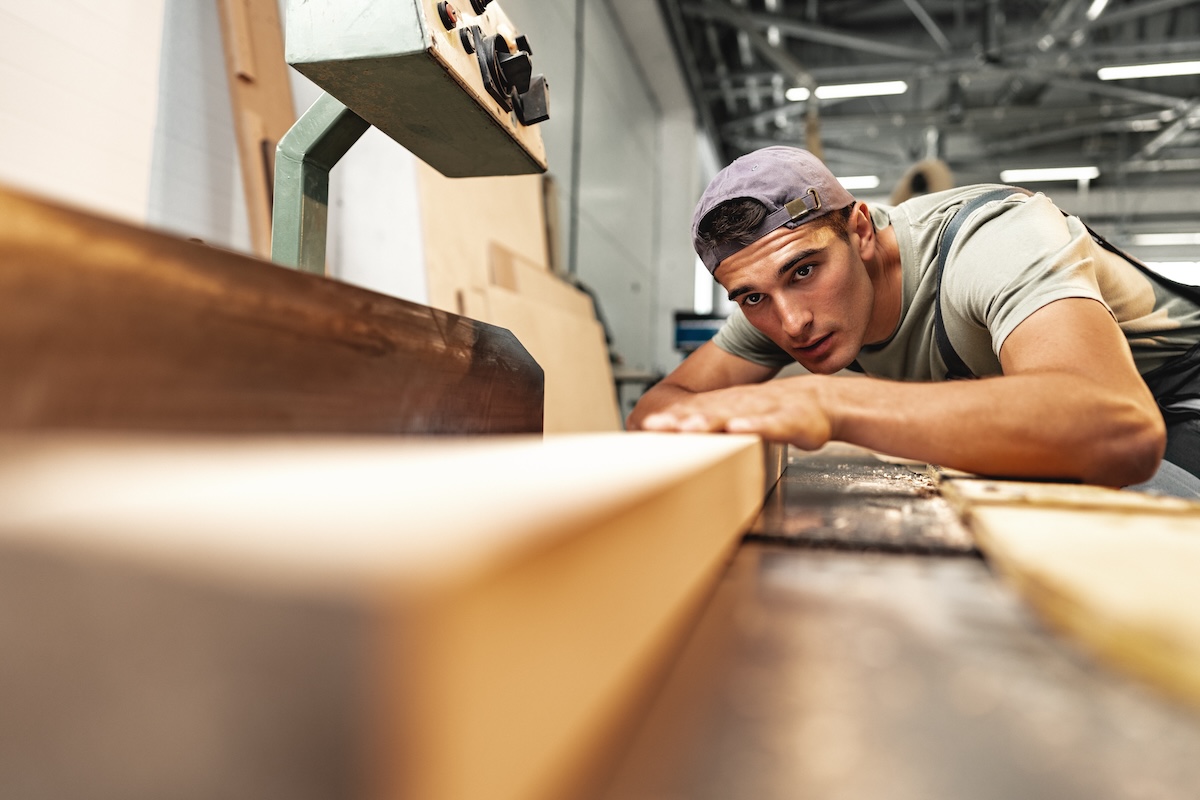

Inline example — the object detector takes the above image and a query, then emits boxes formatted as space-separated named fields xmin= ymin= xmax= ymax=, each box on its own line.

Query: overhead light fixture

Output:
xmin=1132 ymin=233 xmax=1200 ymax=247
xmin=1000 ymin=166 xmax=1100 ymax=182
xmin=1086 ymin=0 xmax=1109 ymax=20
xmin=1098 ymin=60 xmax=1200 ymax=81
xmin=785 ymin=80 xmax=908 ymax=103
xmin=837 ymin=175 xmax=880 ymax=191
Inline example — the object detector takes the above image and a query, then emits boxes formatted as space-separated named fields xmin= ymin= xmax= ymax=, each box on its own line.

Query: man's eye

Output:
xmin=743 ymin=293 xmax=764 ymax=306
xmin=793 ymin=264 xmax=815 ymax=281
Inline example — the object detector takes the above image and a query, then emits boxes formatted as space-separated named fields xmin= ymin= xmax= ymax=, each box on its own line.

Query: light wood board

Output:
xmin=0 ymin=432 xmax=766 ymax=800
xmin=942 ymin=477 xmax=1200 ymax=708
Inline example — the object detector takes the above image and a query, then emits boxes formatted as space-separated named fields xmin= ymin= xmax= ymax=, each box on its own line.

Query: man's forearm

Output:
xmin=643 ymin=373 xmax=1165 ymax=486
xmin=816 ymin=373 xmax=1164 ymax=486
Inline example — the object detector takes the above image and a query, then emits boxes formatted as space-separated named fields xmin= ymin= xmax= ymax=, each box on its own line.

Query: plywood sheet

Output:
xmin=0 ymin=431 xmax=765 ymax=800
xmin=416 ymin=164 xmax=551 ymax=314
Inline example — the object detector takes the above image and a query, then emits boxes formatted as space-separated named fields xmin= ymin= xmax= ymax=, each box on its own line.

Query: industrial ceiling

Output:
xmin=660 ymin=0 xmax=1200 ymax=250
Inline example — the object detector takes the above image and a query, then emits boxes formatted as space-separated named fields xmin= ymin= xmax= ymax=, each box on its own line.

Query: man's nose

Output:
xmin=777 ymin=298 xmax=812 ymax=339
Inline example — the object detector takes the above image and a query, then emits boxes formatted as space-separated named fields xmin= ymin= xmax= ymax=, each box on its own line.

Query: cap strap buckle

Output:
xmin=784 ymin=188 xmax=821 ymax=222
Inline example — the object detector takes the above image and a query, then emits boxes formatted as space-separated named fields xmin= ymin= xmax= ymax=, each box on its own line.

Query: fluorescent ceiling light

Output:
xmin=999 ymin=166 xmax=1099 ymax=182
xmin=1086 ymin=0 xmax=1108 ymax=20
xmin=1098 ymin=60 xmax=1200 ymax=81
xmin=1132 ymin=233 xmax=1200 ymax=247
xmin=837 ymin=175 xmax=880 ymax=191
xmin=785 ymin=80 xmax=908 ymax=103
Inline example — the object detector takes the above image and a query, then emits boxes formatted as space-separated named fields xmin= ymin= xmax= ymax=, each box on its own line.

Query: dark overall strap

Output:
xmin=933 ymin=188 xmax=1028 ymax=380
xmin=934 ymin=188 xmax=1200 ymax=423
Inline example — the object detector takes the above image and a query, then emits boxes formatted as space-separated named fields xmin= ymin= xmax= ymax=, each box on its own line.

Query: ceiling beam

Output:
xmin=698 ymin=0 xmax=816 ymax=91
xmin=680 ymin=2 xmax=936 ymax=61
xmin=899 ymin=0 xmax=953 ymax=53
xmin=1134 ymin=100 xmax=1200 ymax=159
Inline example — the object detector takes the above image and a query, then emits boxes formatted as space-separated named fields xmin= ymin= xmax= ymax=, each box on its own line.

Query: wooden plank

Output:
xmin=0 ymin=431 xmax=766 ymax=800
xmin=215 ymin=0 xmax=296 ymax=258
xmin=941 ymin=477 xmax=1200 ymax=708
xmin=0 ymin=185 xmax=542 ymax=434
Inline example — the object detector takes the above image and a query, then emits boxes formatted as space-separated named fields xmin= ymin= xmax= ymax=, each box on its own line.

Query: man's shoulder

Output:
xmin=894 ymin=184 xmax=1024 ymax=218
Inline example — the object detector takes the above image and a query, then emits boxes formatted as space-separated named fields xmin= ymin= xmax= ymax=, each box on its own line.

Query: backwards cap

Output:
xmin=692 ymin=146 xmax=855 ymax=274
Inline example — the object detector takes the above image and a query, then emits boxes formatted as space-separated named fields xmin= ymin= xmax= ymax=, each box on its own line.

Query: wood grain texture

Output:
xmin=0 ymin=186 xmax=543 ymax=434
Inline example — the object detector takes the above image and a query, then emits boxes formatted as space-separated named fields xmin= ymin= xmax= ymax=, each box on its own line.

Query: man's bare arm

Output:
xmin=641 ymin=299 xmax=1166 ymax=487
xmin=625 ymin=341 xmax=779 ymax=430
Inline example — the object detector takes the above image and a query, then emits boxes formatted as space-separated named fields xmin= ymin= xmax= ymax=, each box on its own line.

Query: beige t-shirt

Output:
xmin=712 ymin=185 xmax=1200 ymax=380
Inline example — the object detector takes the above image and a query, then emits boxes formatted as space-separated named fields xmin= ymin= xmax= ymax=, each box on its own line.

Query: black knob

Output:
xmin=514 ymin=75 xmax=550 ymax=126
xmin=469 ymin=0 xmax=493 ymax=14
xmin=459 ymin=26 xmax=477 ymax=53
xmin=497 ymin=50 xmax=532 ymax=94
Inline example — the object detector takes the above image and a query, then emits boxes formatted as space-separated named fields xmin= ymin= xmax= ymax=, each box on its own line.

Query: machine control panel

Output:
xmin=285 ymin=0 xmax=548 ymax=177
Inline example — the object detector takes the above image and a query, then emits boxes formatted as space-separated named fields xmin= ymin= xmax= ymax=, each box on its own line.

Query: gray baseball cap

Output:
xmin=692 ymin=146 xmax=856 ymax=274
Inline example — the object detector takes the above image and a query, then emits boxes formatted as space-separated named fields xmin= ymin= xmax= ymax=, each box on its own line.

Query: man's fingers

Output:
xmin=641 ymin=411 xmax=719 ymax=431
xmin=727 ymin=412 xmax=831 ymax=449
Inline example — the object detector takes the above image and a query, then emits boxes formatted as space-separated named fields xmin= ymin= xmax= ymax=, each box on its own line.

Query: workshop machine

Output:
xmin=273 ymin=0 xmax=550 ymax=273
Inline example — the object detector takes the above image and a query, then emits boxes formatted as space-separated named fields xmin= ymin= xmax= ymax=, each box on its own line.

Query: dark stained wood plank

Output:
xmin=0 ymin=186 xmax=543 ymax=434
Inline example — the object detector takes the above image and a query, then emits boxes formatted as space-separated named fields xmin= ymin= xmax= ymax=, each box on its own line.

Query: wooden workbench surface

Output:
xmin=600 ymin=447 xmax=1200 ymax=800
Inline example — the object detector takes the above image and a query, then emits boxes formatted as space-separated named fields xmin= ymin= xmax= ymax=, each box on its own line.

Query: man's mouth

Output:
xmin=796 ymin=333 xmax=832 ymax=353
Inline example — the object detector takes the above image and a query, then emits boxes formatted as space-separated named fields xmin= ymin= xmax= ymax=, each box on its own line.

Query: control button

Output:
xmin=437 ymin=1 xmax=458 ymax=29
xmin=460 ymin=26 xmax=477 ymax=54
xmin=469 ymin=0 xmax=493 ymax=14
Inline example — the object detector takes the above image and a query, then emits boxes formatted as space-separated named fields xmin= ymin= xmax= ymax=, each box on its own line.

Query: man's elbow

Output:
xmin=1087 ymin=404 xmax=1167 ymax=487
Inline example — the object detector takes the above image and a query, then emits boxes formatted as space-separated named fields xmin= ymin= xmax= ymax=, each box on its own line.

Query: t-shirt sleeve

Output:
xmin=710 ymin=307 xmax=796 ymax=368
xmin=942 ymin=193 xmax=1112 ymax=361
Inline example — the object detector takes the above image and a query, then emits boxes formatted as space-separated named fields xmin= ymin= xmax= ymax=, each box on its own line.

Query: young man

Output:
xmin=628 ymin=146 xmax=1200 ymax=495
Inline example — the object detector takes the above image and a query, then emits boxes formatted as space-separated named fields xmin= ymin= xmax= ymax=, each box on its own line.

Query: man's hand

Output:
xmin=640 ymin=377 xmax=834 ymax=450
xmin=625 ymin=341 xmax=780 ymax=430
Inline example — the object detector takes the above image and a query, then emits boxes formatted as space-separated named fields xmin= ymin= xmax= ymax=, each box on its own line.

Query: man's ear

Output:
xmin=850 ymin=202 xmax=875 ymax=258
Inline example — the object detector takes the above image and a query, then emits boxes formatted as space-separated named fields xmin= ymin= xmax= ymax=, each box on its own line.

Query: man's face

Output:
xmin=713 ymin=212 xmax=875 ymax=374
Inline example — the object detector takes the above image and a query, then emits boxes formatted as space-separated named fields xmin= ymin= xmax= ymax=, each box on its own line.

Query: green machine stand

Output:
xmin=270 ymin=93 xmax=370 ymax=274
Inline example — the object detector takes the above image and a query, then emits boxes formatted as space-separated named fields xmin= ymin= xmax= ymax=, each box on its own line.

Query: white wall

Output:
xmin=0 ymin=1 xmax=166 ymax=224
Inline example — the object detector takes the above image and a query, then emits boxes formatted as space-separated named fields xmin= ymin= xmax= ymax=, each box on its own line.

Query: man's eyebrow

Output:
xmin=726 ymin=247 xmax=823 ymax=301
xmin=778 ymin=248 xmax=821 ymax=277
